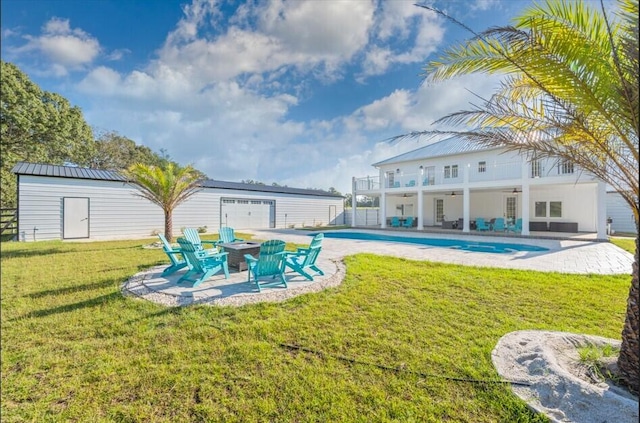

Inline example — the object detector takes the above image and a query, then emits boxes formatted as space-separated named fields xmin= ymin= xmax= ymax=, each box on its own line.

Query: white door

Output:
xmin=504 ymin=195 xmax=517 ymax=222
xmin=63 ymin=197 xmax=89 ymax=239
xmin=329 ymin=205 xmax=336 ymax=225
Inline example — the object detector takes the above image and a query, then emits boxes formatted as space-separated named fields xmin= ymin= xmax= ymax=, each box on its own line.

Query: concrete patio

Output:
xmin=122 ymin=229 xmax=634 ymax=307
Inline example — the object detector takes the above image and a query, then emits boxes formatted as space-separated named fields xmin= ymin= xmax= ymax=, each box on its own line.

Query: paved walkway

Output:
xmin=122 ymin=229 xmax=634 ymax=307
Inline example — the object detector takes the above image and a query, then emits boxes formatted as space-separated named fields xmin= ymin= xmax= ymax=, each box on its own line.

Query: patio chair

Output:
xmin=391 ymin=216 xmax=401 ymax=227
xmin=402 ymin=216 xmax=414 ymax=228
xmin=182 ymin=228 xmax=219 ymax=256
xmin=393 ymin=181 xmax=400 ymax=188
xmin=493 ymin=217 xmax=506 ymax=232
xmin=475 ymin=218 xmax=491 ymax=231
xmin=157 ymin=234 xmax=188 ymax=276
xmin=405 ymin=180 xmax=416 ymax=187
xmin=245 ymin=240 xmax=288 ymax=292
xmin=216 ymin=226 xmax=244 ymax=246
xmin=507 ymin=218 xmax=523 ymax=233
xmin=285 ymin=233 xmax=324 ymax=281
xmin=176 ymin=238 xmax=229 ymax=287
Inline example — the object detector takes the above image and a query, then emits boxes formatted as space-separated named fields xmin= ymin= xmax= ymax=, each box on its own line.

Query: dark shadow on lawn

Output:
xmin=13 ymin=292 xmax=122 ymax=320
xmin=27 ymin=277 xmax=124 ymax=299
xmin=25 ymin=262 xmax=165 ymax=299
xmin=1 ymin=245 xmax=146 ymax=260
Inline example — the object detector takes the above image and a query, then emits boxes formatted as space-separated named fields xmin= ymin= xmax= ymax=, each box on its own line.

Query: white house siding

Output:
xmin=17 ymin=175 xmax=344 ymax=241
xmin=529 ymin=184 xmax=597 ymax=232
xmin=607 ymin=192 xmax=636 ymax=234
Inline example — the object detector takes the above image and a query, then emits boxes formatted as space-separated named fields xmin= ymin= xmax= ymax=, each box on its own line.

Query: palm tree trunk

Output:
xmin=164 ymin=210 xmax=173 ymax=243
xmin=617 ymin=233 xmax=639 ymax=395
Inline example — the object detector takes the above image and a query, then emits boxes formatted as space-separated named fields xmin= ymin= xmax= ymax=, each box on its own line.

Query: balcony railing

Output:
xmin=355 ymin=176 xmax=381 ymax=191
xmin=469 ymin=161 xmax=521 ymax=182
xmin=354 ymin=160 xmax=580 ymax=193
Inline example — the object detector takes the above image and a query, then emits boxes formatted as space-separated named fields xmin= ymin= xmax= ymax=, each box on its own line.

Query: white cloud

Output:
xmin=11 ymin=18 xmax=100 ymax=75
xmin=155 ymin=0 xmax=376 ymax=85
xmin=358 ymin=0 xmax=444 ymax=79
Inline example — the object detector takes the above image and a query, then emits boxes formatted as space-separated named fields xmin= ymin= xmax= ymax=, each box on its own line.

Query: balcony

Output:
xmin=353 ymin=160 xmax=582 ymax=194
xmin=469 ymin=161 xmax=521 ymax=182
xmin=354 ymin=176 xmax=381 ymax=191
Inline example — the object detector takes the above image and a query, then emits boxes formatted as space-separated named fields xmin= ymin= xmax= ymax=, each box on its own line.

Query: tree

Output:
xmin=404 ymin=0 xmax=638 ymax=392
xmin=90 ymin=130 xmax=166 ymax=170
xmin=1 ymin=61 xmax=96 ymax=207
xmin=123 ymin=163 xmax=204 ymax=241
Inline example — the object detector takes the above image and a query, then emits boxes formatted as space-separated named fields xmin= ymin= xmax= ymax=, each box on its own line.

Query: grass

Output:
xmin=610 ymin=236 xmax=637 ymax=254
xmin=0 ymin=235 xmax=632 ymax=422
xmin=577 ymin=343 xmax=620 ymax=383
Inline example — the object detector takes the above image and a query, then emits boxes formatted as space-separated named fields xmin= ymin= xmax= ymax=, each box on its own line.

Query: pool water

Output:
xmin=316 ymin=231 xmax=549 ymax=254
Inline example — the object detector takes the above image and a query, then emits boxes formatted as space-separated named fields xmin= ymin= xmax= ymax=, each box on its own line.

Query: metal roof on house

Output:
xmin=373 ymin=136 xmax=496 ymax=166
xmin=12 ymin=162 xmax=342 ymax=198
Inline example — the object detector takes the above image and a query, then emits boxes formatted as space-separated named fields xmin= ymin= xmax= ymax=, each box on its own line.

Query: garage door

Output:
xmin=220 ymin=198 xmax=275 ymax=229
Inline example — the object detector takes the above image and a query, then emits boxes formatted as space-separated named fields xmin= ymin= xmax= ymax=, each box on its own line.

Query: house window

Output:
xmin=550 ymin=201 xmax=562 ymax=217
xmin=478 ymin=161 xmax=486 ymax=173
xmin=444 ymin=166 xmax=451 ymax=179
xmin=558 ymin=160 xmax=574 ymax=174
xmin=535 ymin=202 xmax=547 ymax=217
xmin=451 ymin=165 xmax=458 ymax=178
xmin=531 ymin=159 xmax=541 ymax=178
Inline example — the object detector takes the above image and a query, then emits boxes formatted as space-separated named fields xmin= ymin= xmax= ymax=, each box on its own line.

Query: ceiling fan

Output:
xmin=402 ymin=193 xmax=414 ymax=198
xmin=502 ymin=187 xmax=523 ymax=194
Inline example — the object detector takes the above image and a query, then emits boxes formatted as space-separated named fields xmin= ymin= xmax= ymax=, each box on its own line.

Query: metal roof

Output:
xmin=373 ymin=136 xmax=496 ymax=166
xmin=12 ymin=162 xmax=127 ymax=182
xmin=12 ymin=162 xmax=343 ymax=198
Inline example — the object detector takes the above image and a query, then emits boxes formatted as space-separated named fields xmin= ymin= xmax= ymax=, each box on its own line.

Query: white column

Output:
xmin=521 ymin=184 xmax=530 ymax=235
xmin=417 ymin=189 xmax=424 ymax=230
xmin=463 ymin=187 xmax=470 ymax=232
xmin=596 ymin=180 xmax=607 ymax=240
xmin=351 ymin=177 xmax=357 ymax=228
xmin=462 ymin=163 xmax=470 ymax=232
xmin=380 ymin=192 xmax=387 ymax=228
xmin=521 ymin=156 xmax=530 ymax=235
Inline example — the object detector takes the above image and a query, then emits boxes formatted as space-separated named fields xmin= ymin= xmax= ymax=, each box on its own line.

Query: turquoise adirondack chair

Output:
xmin=492 ymin=217 xmax=506 ymax=232
xmin=176 ymin=238 xmax=229 ymax=287
xmin=182 ymin=228 xmax=219 ymax=256
xmin=285 ymin=234 xmax=324 ymax=281
xmin=405 ymin=180 xmax=416 ymax=187
xmin=402 ymin=216 xmax=414 ymax=228
xmin=508 ymin=218 xmax=523 ymax=233
xmin=216 ymin=226 xmax=244 ymax=246
xmin=475 ymin=218 xmax=491 ymax=231
xmin=244 ymin=240 xmax=288 ymax=292
xmin=157 ymin=234 xmax=188 ymax=276
xmin=391 ymin=216 xmax=401 ymax=227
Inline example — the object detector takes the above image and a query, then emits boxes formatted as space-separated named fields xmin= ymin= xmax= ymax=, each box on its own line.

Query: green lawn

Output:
xmin=611 ymin=236 xmax=637 ymax=254
xmin=0 ymin=235 xmax=631 ymax=422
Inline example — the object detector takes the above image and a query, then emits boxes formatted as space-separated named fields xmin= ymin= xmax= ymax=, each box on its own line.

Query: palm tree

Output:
xmin=123 ymin=162 xmax=204 ymax=241
xmin=403 ymin=0 xmax=638 ymax=392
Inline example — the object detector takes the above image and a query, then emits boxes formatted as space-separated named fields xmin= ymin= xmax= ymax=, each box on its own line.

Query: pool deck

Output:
xmin=122 ymin=229 xmax=634 ymax=307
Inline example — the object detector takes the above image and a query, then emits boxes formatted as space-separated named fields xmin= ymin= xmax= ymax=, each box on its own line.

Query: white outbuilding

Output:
xmin=12 ymin=162 xmax=344 ymax=242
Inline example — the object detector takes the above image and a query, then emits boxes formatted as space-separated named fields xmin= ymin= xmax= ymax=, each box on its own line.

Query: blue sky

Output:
xmin=1 ymin=0 xmax=532 ymax=193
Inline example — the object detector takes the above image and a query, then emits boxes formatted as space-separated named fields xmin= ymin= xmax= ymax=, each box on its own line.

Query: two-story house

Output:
xmin=351 ymin=137 xmax=608 ymax=239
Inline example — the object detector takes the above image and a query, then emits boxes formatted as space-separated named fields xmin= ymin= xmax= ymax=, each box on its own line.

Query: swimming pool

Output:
xmin=315 ymin=231 xmax=549 ymax=254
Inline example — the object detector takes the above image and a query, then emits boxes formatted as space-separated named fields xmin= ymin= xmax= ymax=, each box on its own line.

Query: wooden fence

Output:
xmin=1 ymin=208 xmax=18 ymax=240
